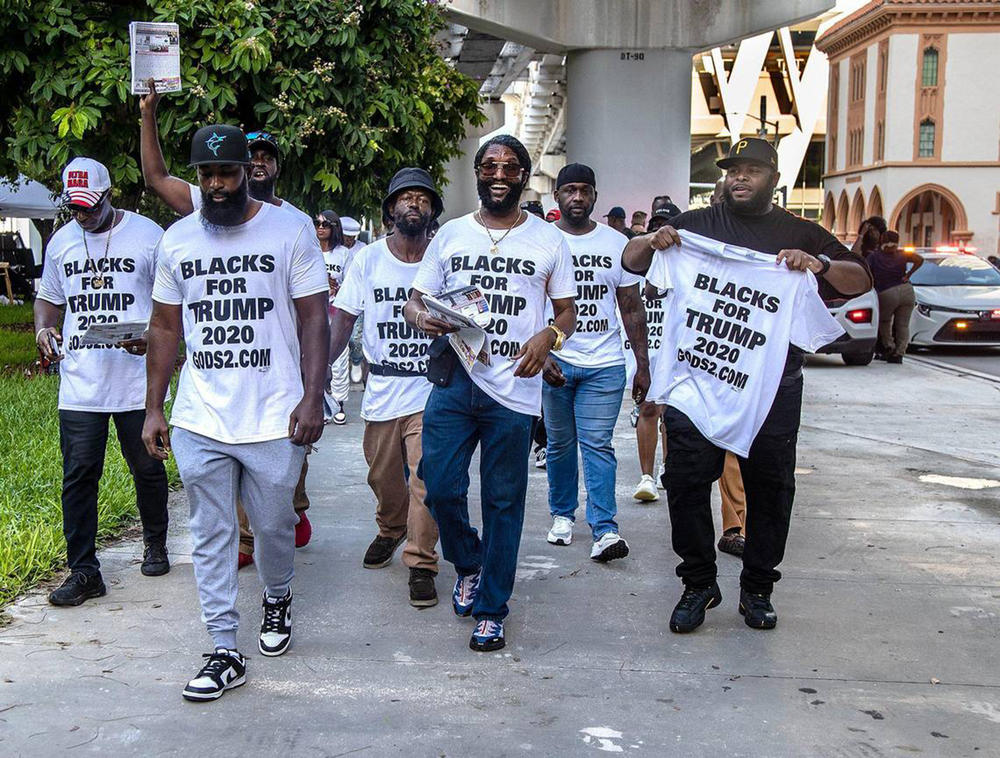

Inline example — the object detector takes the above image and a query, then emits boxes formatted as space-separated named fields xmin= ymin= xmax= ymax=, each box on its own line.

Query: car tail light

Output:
xmin=846 ymin=308 xmax=872 ymax=324
xmin=991 ymin=309 xmax=1000 ymax=320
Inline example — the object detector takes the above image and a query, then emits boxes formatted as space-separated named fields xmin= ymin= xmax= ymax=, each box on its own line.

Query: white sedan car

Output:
xmin=908 ymin=253 xmax=1000 ymax=347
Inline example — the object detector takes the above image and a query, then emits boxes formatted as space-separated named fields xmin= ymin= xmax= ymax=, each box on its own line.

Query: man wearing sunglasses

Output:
xmin=139 ymin=84 xmax=317 ymax=564
xmin=404 ymin=135 xmax=577 ymax=652
xmin=139 ymin=81 xmax=311 ymax=228
xmin=34 ymin=157 xmax=171 ymax=606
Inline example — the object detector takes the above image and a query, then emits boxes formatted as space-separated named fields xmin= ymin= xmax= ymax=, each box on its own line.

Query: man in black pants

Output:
xmin=34 ymin=157 xmax=170 ymax=606
xmin=623 ymin=139 xmax=871 ymax=631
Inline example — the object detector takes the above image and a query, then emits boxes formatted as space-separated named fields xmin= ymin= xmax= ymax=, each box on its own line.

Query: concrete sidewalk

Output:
xmin=2 ymin=356 xmax=999 ymax=757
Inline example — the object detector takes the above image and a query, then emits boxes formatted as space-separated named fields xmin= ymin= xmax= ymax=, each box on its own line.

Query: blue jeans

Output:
xmin=420 ymin=368 xmax=534 ymax=622
xmin=542 ymin=359 xmax=626 ymax=539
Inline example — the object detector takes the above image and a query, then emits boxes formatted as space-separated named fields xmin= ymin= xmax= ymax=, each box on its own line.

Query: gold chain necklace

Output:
xmin=80 ymin=219 xmax=113 ymax=290
xmin=477 ymin=209 xmax=523 ymax=255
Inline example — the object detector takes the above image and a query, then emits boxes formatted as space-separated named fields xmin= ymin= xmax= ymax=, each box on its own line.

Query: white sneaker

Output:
xmin=657 ymin=464 xmax=666 ymax=490
xmin=591 ymin=532 xmax=630 ymax=562
xmin=633 ymin=475 xmax=659 ymax=502
xmin=546 ymin=515 xmax=573 ymax=546
xmin=333 ymin=402 xmax=347 ymax=425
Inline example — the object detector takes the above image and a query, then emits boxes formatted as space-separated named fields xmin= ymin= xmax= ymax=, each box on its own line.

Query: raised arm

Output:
xmin=622 ymin=226 xmax=682 ymax=275
xmin=142 ymin=301 xmax=183 ymax=459
xmin=139 ymin=81 xmax=195 ymax=216
xmin=289 ymin=292 xmax=331 ymax=446
xmin=616 ymin=283 xmax=650 ymax=404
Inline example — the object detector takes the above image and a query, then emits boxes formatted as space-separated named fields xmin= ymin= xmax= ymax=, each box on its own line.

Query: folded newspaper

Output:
xmin=129 ymin=21 xmax=182 ymax=95
xmin=81 ymin=320 xmax=148 ymax=346
xmin=423 ymin=286 xmax=492 ymax=369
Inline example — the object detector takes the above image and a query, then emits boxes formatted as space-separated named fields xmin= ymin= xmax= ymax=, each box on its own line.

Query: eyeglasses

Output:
xmin=476 ymin=161 xmax=523 ymax=180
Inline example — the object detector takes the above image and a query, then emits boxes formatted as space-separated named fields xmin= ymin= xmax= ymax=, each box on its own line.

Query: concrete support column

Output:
xmin=565 ymin=48 xmax=693 ymax=218
xmin=440 ymin=102 xmax=505 ymax=223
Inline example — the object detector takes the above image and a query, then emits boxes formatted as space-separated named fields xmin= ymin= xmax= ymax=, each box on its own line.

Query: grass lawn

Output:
xmin=0 ymin=374 xmax=180 ymax=607
xmin=0 ymin=302 xmax=33 ymax=328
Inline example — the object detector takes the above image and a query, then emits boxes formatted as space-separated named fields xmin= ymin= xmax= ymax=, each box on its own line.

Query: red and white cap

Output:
xmin=61 ymin=157 xmax=112 ymax=209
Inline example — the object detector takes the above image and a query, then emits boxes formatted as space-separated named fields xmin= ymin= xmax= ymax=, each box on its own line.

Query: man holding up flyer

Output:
xmin=143 ymin=125 xmax=329 ymax=701
xmin=34 ymin=157 xmax=170 ymax=606
xmin=329 ymin=168 xmax=442 ymax=607
xmin=404 ymin=135 xmax=576 ymax=653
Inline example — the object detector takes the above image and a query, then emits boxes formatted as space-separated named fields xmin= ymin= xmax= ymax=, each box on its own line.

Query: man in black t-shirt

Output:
xmin=623 ymin=138 xmax=871 ymax=634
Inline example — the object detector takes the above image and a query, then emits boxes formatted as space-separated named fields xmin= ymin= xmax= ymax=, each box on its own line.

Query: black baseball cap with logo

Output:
xmin=716 ymin=138 xmax=778 ymax=170
xmin=189 ymin=125 xmax=251 ymax=166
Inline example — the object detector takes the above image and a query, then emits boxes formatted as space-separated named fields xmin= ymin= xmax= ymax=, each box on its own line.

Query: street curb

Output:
xmin=907 ymin=355 xmax=1000 ymax=385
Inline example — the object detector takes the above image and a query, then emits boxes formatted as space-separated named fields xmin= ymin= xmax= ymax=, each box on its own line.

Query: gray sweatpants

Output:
xmin=171 ymin=427 xmax=305 ymax=650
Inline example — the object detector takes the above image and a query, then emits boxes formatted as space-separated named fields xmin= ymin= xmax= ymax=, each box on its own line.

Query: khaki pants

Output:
xmin=877 ymin=282 xmax=916 ymax=357
xmin=239 ymin=456 xmax=310 ymax=556
xmin=719 ymin=452 xmax=746 ymax=534
xmin=362 ymin=411 xmax=439 ymax=572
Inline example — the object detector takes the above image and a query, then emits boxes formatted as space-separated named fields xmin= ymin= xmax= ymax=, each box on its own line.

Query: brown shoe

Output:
xmin=717 ymin=528 xmax=745 ymax=557
xmin=363 ymin=533 xmax=406 ymax=569
xmin=408 ymin=568 xmax=438 ymax=608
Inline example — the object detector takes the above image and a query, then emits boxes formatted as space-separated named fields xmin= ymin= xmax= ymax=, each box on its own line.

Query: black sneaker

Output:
xmin=739 ymin=588 xmax=778 ymax=630
xmin=669 ymin=582 xmax=722 ymax=633
xmin=409 ymin=568 xmax=438 ymax=608
xmin=363 ymin=533 xmax=405 ymax=569
xmin=259 ymin=590 xmax=292 ymax=656
xmin=48 ymin=572 xmax=107 ymax=606
xmin=141 ymin=542 xmax=170 ymax=576
xmin=182 ymin=648 xmax=246 ymax=702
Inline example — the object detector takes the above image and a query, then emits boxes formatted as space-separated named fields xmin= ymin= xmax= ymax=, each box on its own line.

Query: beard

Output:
xmin=393 ymin=208 xmax=432 ymax=237
xmin=722 ymin=182 xmax=773 ymax=215
xmin=477 ymin=177 xmax=524 ymax=214
xmin=248 ymin=175 xmax=275 ymax=201
xmin=199 ymin=181 xmax=249 ymax=228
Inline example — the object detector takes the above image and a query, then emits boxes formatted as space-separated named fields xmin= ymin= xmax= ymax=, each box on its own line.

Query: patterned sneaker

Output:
xmin=590 ymin=532 xmax=630 ymax=562
xmin=452 ymin=569 xmax=481 ymax=617
xmin=258 ymin=590 xmax=292 ymax=657
xmin=469 ymin=619 xmax=505 ymax=652
xmin=546 ymin=515 xmax=574 ymax=546
xmin=333 ymin=402 xmax=347 ymax=425
xmin=182 ymin=648 xmax=246 ymax=702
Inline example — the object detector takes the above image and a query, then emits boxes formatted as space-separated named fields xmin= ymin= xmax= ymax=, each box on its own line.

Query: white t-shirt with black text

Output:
xmin=556 ymin=223 xmax=640 ymax=368
xmin=412 ymin=212 xmax=576 ymax=417
xmin=323 ymin=245 xmax=354 ymax=285
xmin=37 ymin=212 xmax=162 ymax=412
xmin=646 ymin=229 xmax=843 ymax=456
xmin=153 ymin=203 xmax=328 ymax=444
xmin=623 ymin=282 xmax=668 ymax=391
xmin=335 ymin=239 xmax=432 ymax=422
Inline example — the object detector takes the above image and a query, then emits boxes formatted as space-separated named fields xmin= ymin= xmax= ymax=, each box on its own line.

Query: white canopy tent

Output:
xmin=0 ymin=175 xmax=59 ymax=219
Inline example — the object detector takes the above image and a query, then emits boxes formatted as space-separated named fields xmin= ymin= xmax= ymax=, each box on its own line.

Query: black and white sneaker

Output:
xmin=182 ymin=648 xmax=246 ymax=702
xmin=259 ymin=590 xmax=292 ymax=656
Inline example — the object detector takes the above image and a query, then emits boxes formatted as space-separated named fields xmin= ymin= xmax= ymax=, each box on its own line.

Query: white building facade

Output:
xmin=817 ymin=0 xmax=1000 ymax=254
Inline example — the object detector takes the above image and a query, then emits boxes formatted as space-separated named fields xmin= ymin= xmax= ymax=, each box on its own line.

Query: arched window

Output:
xmin=922 ymin=48 xmax=939 ymax=87
xmin=919 ymin=119 xmax=936 ymax=157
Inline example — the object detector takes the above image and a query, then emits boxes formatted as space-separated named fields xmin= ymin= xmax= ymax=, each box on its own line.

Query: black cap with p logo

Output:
xmin=716 ymin=138 xmax=778 ymax=170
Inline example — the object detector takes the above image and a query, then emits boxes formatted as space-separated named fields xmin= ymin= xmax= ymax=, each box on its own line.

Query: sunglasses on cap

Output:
xmin=246 ymin=130 xmax=276 ymax=143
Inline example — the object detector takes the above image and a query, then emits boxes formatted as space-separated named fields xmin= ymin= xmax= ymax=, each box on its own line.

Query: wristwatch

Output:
xmin=547 ymin=324 xmax=566 ymax=351
xmin=815 ymin=254 xmax=832 ymax=276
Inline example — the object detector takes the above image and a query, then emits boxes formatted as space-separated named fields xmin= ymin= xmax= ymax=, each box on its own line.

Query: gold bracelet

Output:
xmin=547 ymin=324 xmax=566 ymax=351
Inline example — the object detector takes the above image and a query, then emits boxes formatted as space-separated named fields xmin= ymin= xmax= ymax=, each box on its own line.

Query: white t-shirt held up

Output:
xmin=412 ymin=212 xmax=576 ymax=417
xmin=556 ymin=223 xmax=640 ymax=368
xmin=38 ymin=212 xmax=162 ymax=412
xmin=335 ymin=239 xmax=432 ymax=422
xmin=153 ymin=203 xmax=328 ymax=444
xmin=646 ymin=230 xmax=843 ymax=457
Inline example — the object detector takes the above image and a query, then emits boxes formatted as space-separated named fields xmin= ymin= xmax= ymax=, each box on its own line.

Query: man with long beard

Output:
xmin=403 ymin=135 xmax=577 ymax=652
xmin=328 ymin=168 xmax=443 ymax=607
xmin=623 ymin=138 xmax=870 ymax=634
xmin=142 ymin=125 xmax=329 ymax=701
xmin=139 ymin=87 xmax=315 ymax=564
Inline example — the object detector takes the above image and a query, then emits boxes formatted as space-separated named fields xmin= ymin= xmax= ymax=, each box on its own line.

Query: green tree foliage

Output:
xmin=0 ymin=0 xmax=484 ymax=218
